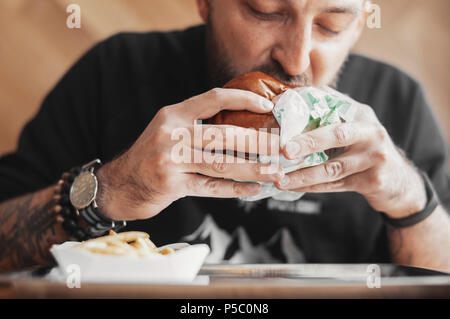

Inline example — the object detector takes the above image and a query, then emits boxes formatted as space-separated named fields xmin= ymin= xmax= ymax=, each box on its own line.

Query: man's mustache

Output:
xmin=250 ymin=61 xmax=312 ymax=87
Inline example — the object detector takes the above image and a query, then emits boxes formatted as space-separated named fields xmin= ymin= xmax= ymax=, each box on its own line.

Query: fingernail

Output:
xmin=280 ymin=175 xmax=290 ymax=188
xmin=286 ymin=141 xmax=300 ymax=158
xmin=262 ymin=99 xmax=274 ymax=111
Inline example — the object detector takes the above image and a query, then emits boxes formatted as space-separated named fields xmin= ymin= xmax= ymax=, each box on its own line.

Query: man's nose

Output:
xmin=272 ymin=24 xmax=312 ymax=77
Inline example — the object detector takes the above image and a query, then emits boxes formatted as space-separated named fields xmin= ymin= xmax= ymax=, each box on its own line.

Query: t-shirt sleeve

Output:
xmin=0 ymin=41 xmax=107 ymax=203
xmin=401 ymin=82 xmax=450 ymax=211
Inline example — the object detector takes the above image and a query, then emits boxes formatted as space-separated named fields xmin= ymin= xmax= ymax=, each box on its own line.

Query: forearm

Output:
xmin=387 ymin=205 xmax=450 ymax=273
xmin=0 ymin=185 xmax=69 ymax=272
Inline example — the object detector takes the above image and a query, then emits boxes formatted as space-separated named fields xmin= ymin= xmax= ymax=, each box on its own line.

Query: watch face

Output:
xmin=70 ymin=171 xmax=98 ymax=209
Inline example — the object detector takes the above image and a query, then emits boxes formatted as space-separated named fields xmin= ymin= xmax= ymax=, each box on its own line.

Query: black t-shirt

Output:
xmin=1 ymin=25 xmax=449 ymax=263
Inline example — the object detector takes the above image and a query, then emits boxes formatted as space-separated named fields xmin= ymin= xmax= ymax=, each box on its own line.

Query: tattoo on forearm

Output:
xmin=0 ymin=187 xmax=68 ymax=271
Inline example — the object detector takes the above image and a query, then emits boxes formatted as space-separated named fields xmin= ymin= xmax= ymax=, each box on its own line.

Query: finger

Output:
xmin=282 ymin=122 xmax=372 ymax=159
xmin=275 ymin=150 xmax=373 ymax=190
xmin=289 ymin=170 xmax=368 ymax=194
xmin=178 ymin=88 xmax=275 ymax=122
xmin=171 ymin=125 xmax=280 ymax=156
xmin=184 ymin=173 xmax=262 ymax=198
xmin=289 ymin=178 xmax=351 ymax=193
xmin=181 ymin=150 xmax=285 ymax=183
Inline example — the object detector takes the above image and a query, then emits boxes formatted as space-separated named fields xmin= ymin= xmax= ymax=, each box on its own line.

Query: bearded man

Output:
xmin=0 ymin=0 xmax=449 ymax=272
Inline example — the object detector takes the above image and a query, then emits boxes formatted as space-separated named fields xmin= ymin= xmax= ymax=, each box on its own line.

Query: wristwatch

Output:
xmin=69 ymin=159 xmax=126 ymax=236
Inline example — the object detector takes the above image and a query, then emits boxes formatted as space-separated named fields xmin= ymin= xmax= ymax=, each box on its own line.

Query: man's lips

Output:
xmin=280 ymin=81 xmax=305 ymax=88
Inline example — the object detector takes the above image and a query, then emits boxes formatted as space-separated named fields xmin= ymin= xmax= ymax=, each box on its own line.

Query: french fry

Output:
xmin=75 ymin=231 xmax=174 ymax=257
xmin=160 ymin=247 xmax=175 ymax=255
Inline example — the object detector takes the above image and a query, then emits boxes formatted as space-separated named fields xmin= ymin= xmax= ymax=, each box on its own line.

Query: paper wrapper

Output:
xmin=241 ymin=87 xmax=356 ymax=202
xmin=50 ymin=241 xmax=210 ymax=284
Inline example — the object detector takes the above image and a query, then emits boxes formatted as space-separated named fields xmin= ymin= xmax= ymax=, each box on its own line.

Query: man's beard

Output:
xmin=205 ymin=17 xmax=345 ymax=89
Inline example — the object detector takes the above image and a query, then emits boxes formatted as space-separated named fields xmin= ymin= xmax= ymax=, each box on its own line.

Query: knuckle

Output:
xmin=232 ymin=182 xmax=244 ymax=196
xmin=292 ymin=171 xmax=307 ymax=187
xmin=156 ymin=106 xmax=171 ymax=121
xmin=301 ymin=134 xmax=318 ymax=153
xmin=211 ymin=160 xmax=228 ymax=174
xmin=334 ymin=126 xmax=351 ymax=146
xmin=187 ymin=177 xmax=202 ymax=192
xmin=324 ymin=160 xmax=344 ymax=179
xmin=374 ymin=125 xmax=388 ymax=141
xmin=372 ymin=147 xmax=389 ymax=164
xmin=207 ymin=88 xmax=224 ymax=100
xmin=205 ymin=88 xmax=226 ymax=113
xmin=204 ymin=178 xmax=220 ymax=194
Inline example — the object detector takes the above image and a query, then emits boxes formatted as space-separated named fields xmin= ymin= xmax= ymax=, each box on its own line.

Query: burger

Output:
xmin=208 ymin=72 xmax=353 ymax=201
xmin=208 ymin=71 xmax=292 ymax=130
xmin=208 ymin=71 xmax=346 ymax=163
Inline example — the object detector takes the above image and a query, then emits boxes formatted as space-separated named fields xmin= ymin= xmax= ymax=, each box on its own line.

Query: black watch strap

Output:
xmin=79 ymin=205 xmax=126 ymax=236
xmin=75 ymin=160 xmax=126 ymax=236
xmin=59 ymin=159 xmax=127 ymax=240
xmin=381 ymin=171 xmax=439 ymax=228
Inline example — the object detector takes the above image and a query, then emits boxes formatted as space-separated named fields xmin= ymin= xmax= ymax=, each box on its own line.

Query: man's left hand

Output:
xmin=276 ymin=90 xmax=427 ymax=219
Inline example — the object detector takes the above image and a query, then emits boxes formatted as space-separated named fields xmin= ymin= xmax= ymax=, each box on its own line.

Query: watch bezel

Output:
xmin=69 ymin=170 xmax=98 ymax=210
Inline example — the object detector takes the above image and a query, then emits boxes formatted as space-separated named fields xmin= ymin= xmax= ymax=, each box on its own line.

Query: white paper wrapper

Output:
xmin=241 ymin=87 xmax=356 ymax=202
xmin=272 ymin=89 xmax=310 ymax=147
xmin=50 ymin=241 xmax=210 ymax=284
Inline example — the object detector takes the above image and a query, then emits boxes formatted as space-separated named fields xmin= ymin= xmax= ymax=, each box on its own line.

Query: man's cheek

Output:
xmin=311 ymin=48 xmax=347 ymax=86
xmin=230 ymin=34 xmax=272 ymax=72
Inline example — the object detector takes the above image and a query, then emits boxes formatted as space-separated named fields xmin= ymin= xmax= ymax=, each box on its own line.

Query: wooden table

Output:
xmin=1 ymin=264 xmax=449 ymax=299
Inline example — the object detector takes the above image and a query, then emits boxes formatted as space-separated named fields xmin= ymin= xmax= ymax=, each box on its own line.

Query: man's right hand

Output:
xmin=96 ymin=88 xmax=284 ymax=221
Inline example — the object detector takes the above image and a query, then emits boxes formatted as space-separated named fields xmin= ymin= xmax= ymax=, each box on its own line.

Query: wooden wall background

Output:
xmin=0 ymin=0 xmax=449 ymax=168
